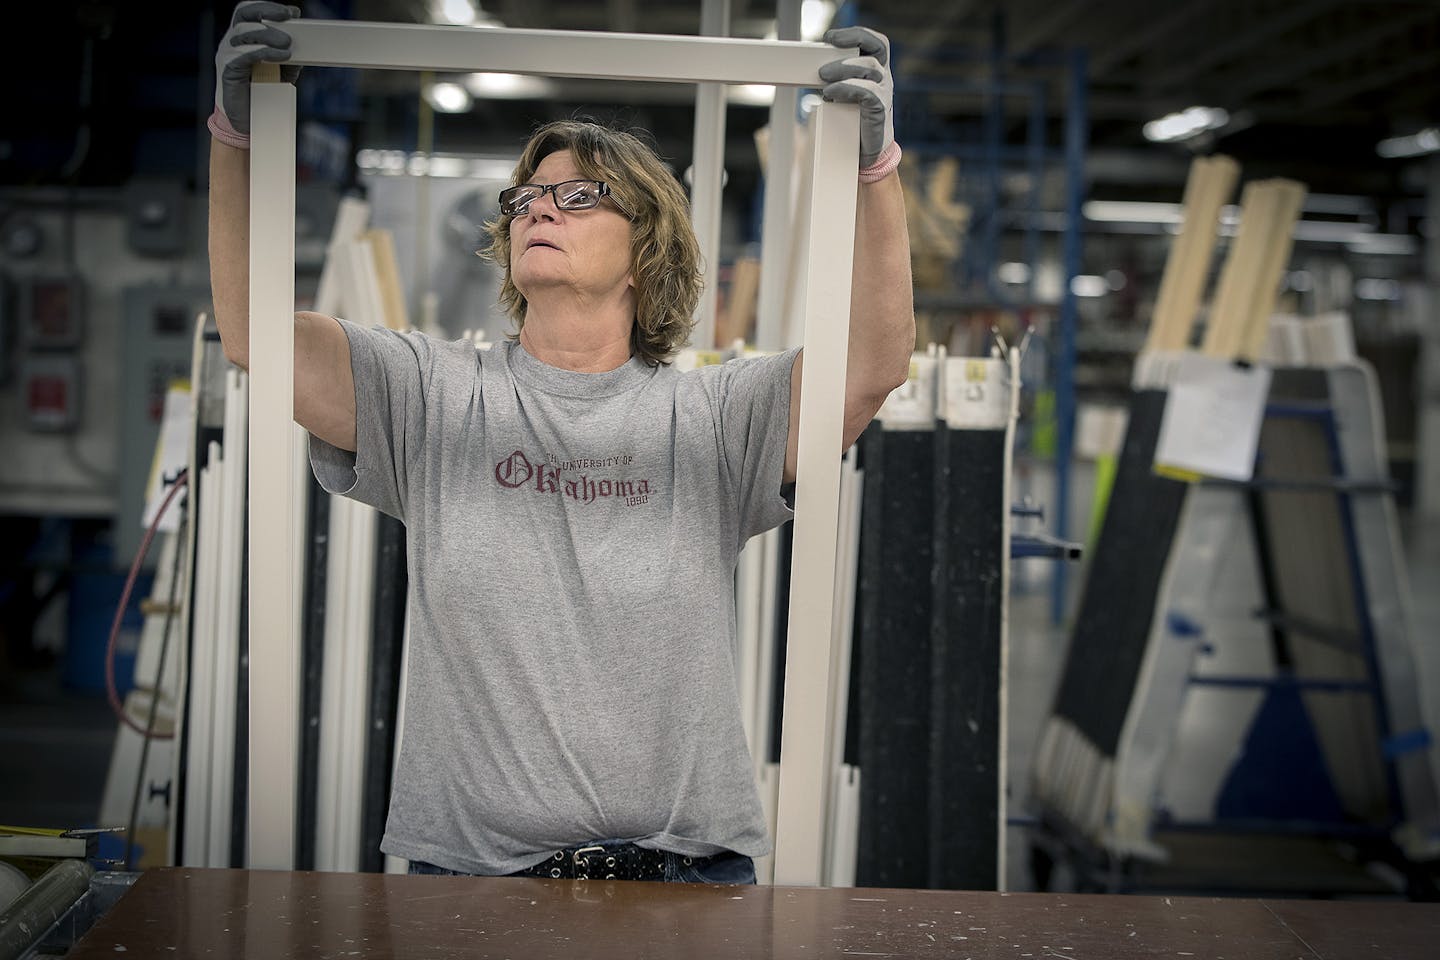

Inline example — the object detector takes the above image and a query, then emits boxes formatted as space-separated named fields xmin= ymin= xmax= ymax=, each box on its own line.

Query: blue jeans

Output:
xmin=408 ymin=846 xmax=756 ymax=884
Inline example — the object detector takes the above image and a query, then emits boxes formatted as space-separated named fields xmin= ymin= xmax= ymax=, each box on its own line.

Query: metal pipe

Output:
xmin=0 ymin=860 xmax=94 ymax=960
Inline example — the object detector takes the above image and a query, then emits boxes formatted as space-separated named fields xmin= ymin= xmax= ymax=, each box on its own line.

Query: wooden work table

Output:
xmin=67 ymin=867 xmax=1438 ymax=958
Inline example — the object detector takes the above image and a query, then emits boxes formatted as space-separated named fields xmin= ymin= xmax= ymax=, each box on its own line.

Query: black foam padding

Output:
xmin=855 ymin=422 xmax=936 ymax=889
xmin=360 ymin=512 xmax=409 ymax=872
xmin=174 ymin=424 xmax=224 ymax=860
xmin=767 ymin=521 xmax=793 ymax=766
xmin=929 ymin=425 xmax=1007 ymax=890
xmin=296 ymin=478 xmax=331 ymax=872
xmin=1049 ymin=389 xmax=1189 ymax=755
xmin=230 ymin=496 xmax=250 ymax=868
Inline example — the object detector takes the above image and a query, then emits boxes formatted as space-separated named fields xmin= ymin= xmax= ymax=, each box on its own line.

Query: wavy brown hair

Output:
xmin=482 ymin=121 xmax=702 ymax=366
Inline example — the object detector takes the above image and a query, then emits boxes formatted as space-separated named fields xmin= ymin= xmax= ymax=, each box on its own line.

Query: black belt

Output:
xmin=516 ymin=843 xmax=704 ymax=881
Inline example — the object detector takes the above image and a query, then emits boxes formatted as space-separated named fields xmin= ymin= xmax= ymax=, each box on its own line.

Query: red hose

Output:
xmin=105 ymin=471 xmax=188 ymax=740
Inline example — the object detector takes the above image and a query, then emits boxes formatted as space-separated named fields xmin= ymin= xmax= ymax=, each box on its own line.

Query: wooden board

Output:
xmin=68 ymin=867 xmax=1439 ymax=959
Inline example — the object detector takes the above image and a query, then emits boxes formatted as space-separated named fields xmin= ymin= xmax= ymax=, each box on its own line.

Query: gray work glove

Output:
xmin=215 ymin=1 xmax=302 ymax=136
xmin=819 ymin=26 xmax=895 ymax=168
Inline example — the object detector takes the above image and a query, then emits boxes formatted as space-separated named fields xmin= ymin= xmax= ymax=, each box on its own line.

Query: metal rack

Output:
xmin=1029 ymin=367 xmax=1440 ymax=899
xmin=889 ymin=18 xmax=1088 ymax=623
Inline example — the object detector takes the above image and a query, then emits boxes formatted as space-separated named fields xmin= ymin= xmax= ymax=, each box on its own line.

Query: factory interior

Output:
xmin=2 ymin=0 xmax=1439 ymax=956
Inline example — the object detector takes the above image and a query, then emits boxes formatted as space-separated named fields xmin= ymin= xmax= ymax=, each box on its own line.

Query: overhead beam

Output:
xmin=1146 ymin=0 xmax=1344 ymax=93
xmin=1217 ymin=7 xmax=1439 ymax=103
xmin=1088 ymin=2 xmax=1209 ymax=76
xmin=1008 ymin=0 xmax=1093 ymax=58
xmin=897 ymin=0 xmax=981 ymax=64
xmin=1300 ymin=46 xmax=1440 ymax=113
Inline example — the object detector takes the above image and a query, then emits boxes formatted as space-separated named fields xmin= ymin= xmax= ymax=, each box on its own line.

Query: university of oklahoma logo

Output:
xmin=493 ymin=449 xmax=652 ymax=507
xmin=495 ymin=449 xmax=534 ymax=488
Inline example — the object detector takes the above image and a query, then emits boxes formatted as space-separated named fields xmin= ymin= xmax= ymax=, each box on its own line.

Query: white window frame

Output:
xmin=248 ymin=19 xmax=860 ymax=885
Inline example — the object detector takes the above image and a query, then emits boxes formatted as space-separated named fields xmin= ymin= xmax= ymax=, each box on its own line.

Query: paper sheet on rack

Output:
xmin=1154 ymin=352 xmax=1271 ymax=482
xmin=141 ymin=384 xmax=194 ymax=533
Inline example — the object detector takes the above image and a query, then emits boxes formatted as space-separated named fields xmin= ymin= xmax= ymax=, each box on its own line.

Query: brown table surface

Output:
xmin=67 ymin=867 xmax=1439 ymax=959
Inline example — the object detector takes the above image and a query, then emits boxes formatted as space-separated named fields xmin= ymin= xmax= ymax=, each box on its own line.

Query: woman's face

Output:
xmin=509 ymin=149 xmax=634 ymax=308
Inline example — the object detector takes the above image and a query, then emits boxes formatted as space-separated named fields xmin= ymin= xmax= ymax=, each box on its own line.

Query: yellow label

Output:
xmin=1153 ymin=463 xmax=1204 ymax=484
xmin=965 ymin=360 xmax=988 ymax=382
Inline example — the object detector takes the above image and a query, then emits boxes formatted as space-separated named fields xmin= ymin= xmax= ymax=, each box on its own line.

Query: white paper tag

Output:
xmin=943 ymin=356 xmax=1010 ymax=429
xmin=1154 ymin=352 xmax=1271 ymax=482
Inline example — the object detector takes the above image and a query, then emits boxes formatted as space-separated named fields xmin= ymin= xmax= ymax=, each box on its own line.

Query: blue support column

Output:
xmin=1025 ymin=81 xmax=1046 ymax=303
xmin=1050 ymin=47 xmax=1088 ymax=625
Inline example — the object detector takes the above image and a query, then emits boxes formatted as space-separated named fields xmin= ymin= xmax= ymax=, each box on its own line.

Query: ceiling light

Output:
xmin=1143 ymin=106 xmax=1230 ymax=144
xmin=431 ymin=0 xmax=475 ymax=25
xmin=997 ymin=262 xmax=1031 ymax=285
xmin=728 ymin=84 xmax=776 ymax=106
xmin=1070 ymin=275 xmax=1108 ymax=298
xmin=464 ymin=73 xmax=553 ymax=99
xmin=801 ymin=1 xmax=836 ymax=41
xmin=1377 ymin=127 xmax=1440 ymax=158
xmin=425 ymin=81 xmax=472 ymax=113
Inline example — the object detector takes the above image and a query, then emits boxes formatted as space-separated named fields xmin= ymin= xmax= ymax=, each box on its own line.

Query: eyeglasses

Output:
xmin=498 ymin=179 xmax=633 ymax=219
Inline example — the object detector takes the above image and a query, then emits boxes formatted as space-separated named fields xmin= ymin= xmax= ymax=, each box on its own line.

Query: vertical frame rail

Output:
xmin=755 ymin=0 xmax=802 ymax=352
xmin=773 ymin=103 xmax=860 ymax=885
xmin=247 ymin=77 xmax=300 ymax=869
xmin=689 ymin=0 xmax=731 ymax=350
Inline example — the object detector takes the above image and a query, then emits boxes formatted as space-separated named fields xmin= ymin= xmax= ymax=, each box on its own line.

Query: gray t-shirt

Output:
xmin=310 ymin=319 xmax=799 ymax=875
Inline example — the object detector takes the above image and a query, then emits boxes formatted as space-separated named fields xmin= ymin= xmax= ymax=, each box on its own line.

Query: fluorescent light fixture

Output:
xmin=1070 ymin=274 xmax=1108 ymax=298
xmin=1354 ymin=278 xmax=1401 ymax=301
xmin=1377 ymin=127 xmax=1440 ymax=158
xmin=801 ymin=1 xmax=836 ymax=41
xmin=358 ymin=149 xmax=516 ymax=180
xmin=1083 ymin=200 xmax=1183 ymax=224
xmin=464 ymin=72 xmax=553 ymax=98
xmin=1346 ymin=233 xmax=1419 ymax=256
xmin=409 ymin=155 xmax=469 ymax=178
xmin=425 ymin=81 xmax=472 ymax=113
xmin=1143 ymin=106 xmax=1230 ymax=143
xmin=997 ymin=261 xmax=1031 ymax=284
xmin=728 ymin=84 xmax=776 ymax=106
xmin=1290 ymin=220 xmax=1375 ymax=243
xmin=356 ymin=149 xmax=409 ymax=174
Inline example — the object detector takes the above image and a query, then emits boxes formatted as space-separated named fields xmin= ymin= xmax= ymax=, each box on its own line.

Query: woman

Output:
xmin=210 ymin=2 xmax=914 ymax=882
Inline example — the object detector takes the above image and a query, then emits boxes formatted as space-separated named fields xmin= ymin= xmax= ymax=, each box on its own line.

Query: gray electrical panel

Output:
xmin=117 ymin=283 xmax=212 ymax=568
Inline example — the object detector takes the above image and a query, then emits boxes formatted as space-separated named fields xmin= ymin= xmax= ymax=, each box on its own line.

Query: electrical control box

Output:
xmin=124 ymin=178 xmax=189 ymax=258
xmin=116 ymin=284 xmax=213 ymax=567
xmin=18 ymin=274 xmax=84 ymax=351
xmin=22 ymin=354 xmax=81 ymax=431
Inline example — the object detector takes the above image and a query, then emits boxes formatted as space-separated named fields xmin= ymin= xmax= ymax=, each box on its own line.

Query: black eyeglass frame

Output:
xmin=499 ymin=179 xmax=634 ymax=220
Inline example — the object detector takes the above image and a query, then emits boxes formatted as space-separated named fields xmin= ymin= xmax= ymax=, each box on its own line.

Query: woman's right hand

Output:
xmin=214 ymin=1 xmax=302 ymax=137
